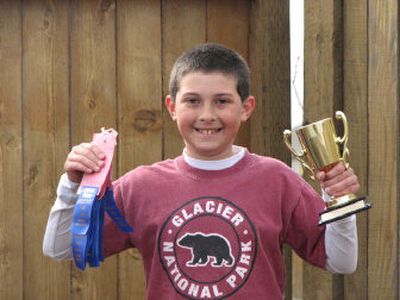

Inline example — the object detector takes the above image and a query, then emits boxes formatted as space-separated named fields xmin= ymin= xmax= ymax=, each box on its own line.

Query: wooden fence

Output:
xmin=0 ymin=0 xmax=398 ymax=299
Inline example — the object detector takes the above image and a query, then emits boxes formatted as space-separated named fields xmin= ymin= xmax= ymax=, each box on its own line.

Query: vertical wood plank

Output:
xmin=259 ymin=0 xmax=290 ymax=160
xmin=249 ymin=0 xmax=291 ymax=298
xmin=304 ymin=0 xmax=343 ymax=299
xmin=368 ymin=0 xmax=399 ymax=299
xmin=22 ymin=0 xmax=70 ymax=299
xmin=70 ymin=1 xmax=118 ymax=298
xmin=343 ymin=0 xmax=368 ymax=299
xmin=249 ymin=0 xmax=291 ymax=158
xmin=304 ymin=0 xmax=343 ymax=117
xmin=162 ymin=0 xmax=207 ymax=159
xmin=206 ymin=0 xmax=250 ymax=148
xmin=0 ymin=1 xmax=23 ymax=299
xmin=117 ymin=1 xmax=162 ymax=299
xmin=292 ymin=253 xmax=303 ymax=299
xmin=249 ymin=0 xmax=266 ymax=156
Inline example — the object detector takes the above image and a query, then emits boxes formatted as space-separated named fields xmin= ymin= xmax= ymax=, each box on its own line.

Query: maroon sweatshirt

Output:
xmin=103 ymin=150 xmax=326 ymax=299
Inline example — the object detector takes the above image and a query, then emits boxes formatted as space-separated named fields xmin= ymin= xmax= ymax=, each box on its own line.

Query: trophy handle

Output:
xmin=335 ymin=111 xmax=350 ymax=168
xmin=283 ymin=129 xmax=315 ymax=179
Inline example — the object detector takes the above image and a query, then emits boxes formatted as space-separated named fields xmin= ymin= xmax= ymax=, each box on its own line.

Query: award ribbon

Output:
xmin=70 ymin=128 xmax=133 ymax=270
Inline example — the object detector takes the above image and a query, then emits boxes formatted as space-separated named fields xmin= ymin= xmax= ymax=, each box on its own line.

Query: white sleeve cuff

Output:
xmin=42 ymin=174 xmax=78 ymax=260
xmin=57 ymin=173 xmax=80 ymax=204
xmin=321 ymin=189 xmax=330 ymax=203
xmin=325 ymin=214 xmax=358 ymax=273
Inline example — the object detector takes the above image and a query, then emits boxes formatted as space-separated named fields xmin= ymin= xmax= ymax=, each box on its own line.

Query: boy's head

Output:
xmin=169 ymin=43 xmax=251 ymax=102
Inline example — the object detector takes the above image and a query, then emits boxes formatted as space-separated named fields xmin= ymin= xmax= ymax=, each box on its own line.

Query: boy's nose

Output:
xmin=199 ymin=105 xmax=217 ymax=122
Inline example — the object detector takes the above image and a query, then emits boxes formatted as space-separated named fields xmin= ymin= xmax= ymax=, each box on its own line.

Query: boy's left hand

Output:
xmin=316 ymin=162 xmax=360 ymax=197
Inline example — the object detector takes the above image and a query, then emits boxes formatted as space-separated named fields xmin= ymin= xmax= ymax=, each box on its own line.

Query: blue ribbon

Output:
xmin=71 ymin=186 xmax=133 ymax=270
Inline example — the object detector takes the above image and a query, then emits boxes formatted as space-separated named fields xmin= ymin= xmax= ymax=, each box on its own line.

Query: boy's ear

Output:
xmin=165 ymin=95 xmax=177 ymax=121
xmin=240 ymin=96 xmax=256 ymax=122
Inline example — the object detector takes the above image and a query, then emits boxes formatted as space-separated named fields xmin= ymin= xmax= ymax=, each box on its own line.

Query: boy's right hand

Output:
xmin=64 ymin=143 xmax=106 ymax=183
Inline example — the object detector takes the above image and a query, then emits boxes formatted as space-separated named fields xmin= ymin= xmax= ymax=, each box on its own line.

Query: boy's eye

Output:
xmin=216 ymin=98 xmax=230 ymax=105
xmin=186 ymin=98 xmax=199 ymax=104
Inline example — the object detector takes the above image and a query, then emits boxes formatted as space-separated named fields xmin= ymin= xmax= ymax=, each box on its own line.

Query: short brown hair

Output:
xmin=169 ymin=43 xmax=251 ymax=102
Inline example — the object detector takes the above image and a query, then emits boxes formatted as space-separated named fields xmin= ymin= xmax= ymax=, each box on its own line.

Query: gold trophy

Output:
xmin=283 ymin=111 xmax=371 ymax=225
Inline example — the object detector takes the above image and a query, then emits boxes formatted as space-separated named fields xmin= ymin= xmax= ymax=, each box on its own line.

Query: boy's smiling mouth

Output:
xmin=195 ymin=128 xmax=223 ymax=135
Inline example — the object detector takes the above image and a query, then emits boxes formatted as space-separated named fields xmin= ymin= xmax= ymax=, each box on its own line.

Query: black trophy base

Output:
xmin=319 ymin=196 xmax=371 ymax=226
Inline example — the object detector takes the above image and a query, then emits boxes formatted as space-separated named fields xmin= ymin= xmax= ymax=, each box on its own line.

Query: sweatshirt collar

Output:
xmin=183 ymin=146 xmax=245 ymax=170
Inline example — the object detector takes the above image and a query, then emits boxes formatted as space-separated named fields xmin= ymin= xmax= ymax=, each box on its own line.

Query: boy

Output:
xmin=44 ymin=43 xmax=359 ymax=299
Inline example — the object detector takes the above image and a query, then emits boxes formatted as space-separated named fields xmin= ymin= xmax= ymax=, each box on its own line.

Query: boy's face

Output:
xmin=166 ymin=71 xmax=255 ymax=160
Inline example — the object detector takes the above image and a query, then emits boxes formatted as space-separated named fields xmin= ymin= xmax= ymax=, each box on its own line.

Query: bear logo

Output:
xmin=159 ymin=197 xmax=258 ymax=299
xmin=177 ymin=233 xmax=234 ymax=267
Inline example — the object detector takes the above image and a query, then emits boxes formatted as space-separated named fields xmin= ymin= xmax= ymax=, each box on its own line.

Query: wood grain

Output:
xmin=368 ymin=0 xmax=399 ymax=298
xmin=249 ymin=0 xmax=266 ymax=156
xmin=0 ymin=1 xmax=23 ymax=299
xmin=343 ymin=0 xmax=369 ymax=299
xmin=22 ymin=0 xmax=70 ymax=299
xmin=249 ymin=0 xmax=291 ymax=159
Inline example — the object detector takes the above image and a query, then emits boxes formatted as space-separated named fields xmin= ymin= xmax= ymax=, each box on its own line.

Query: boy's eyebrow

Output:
xmin=181 ymin=92 xmax=234 ymax=97
xmin=214 ymin=93 xmax=234 ymax=97
xmin=181 ymin=92 xmax=200 ymax=97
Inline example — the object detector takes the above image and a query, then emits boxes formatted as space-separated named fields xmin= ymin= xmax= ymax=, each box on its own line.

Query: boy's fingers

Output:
xmin=322 ymin=170 xmax=349 ymax=188
xmin=84 ymin=143 xmax=106 ymax=160
xmin=67 ymin=151 xmax=102 ymax=172
xmin=73 ymin=143 xmax=104 ymax=160
xmin=65 ymin=160 xmax=96 ymax=174
xmin=324 ymin=171 xmax=360 ymax=196
xmin=320 ymin=162 xmax=361 ymax=196
xmin=325 ymin=179 xmax=360 ymax=196
xmin=65 ymin=143 xmax=105 ymax=173
xmin=316 ymin=171 xmax=325 ymax=182
xmin=64 ymin=142 xmax=107 ymax=182
xmin=72 ymin=144 xmax=105 ymax=166
xmin=324 ymin=162 xmax=346 ymax=180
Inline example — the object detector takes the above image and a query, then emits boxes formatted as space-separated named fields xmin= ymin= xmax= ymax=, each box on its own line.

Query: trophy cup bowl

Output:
xmin=283 ymin=111 xmax=371 ymax=225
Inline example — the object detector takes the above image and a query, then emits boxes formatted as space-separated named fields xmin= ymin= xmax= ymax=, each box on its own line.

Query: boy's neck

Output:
xmin=183 ymin=146 xmax=245 ymax=170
